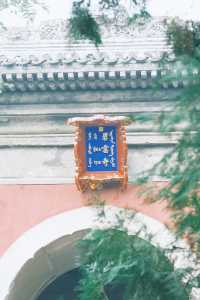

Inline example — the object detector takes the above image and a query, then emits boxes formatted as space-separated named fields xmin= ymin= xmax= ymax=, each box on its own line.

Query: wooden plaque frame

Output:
xmin=68 ymin=115 xmax=131 ymax=192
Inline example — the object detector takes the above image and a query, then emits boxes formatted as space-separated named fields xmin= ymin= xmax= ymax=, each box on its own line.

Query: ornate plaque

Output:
xmin=68 ymin=115 xmax=131 ymax=192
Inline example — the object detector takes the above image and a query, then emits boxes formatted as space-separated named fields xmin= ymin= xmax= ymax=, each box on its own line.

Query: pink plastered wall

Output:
xmin=0 ymin=183 xmax=171 ymax=257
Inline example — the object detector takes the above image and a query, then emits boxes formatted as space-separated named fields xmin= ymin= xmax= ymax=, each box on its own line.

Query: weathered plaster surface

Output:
xmin=0 ymin=145 xmax=172 ymax=183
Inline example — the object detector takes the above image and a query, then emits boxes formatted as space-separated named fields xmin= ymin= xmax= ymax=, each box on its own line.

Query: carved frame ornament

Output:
xmin=68 ymin=115 xmax=131 ymax=192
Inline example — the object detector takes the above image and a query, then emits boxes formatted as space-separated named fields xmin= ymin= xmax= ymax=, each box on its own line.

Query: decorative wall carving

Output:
xmin=0 ymin=7 xmax=173 ymax=75
xmin=0 ymin=13 xmax=167 ymax=43
xmin=0 ymin=11 xmax=175 ymax=92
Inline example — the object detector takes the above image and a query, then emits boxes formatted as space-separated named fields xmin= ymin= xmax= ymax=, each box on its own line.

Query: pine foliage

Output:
xmin=77 ymin=227 xmax=190 ymax=300
xmin=146 ymin=19 xmax=200 ymax=255
xmin=69 ymin=3 xmax=102 ymax=46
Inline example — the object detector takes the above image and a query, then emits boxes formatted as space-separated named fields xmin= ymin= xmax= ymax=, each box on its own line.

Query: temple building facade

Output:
xmin=0 ymin=10 xmax=199 ymax=300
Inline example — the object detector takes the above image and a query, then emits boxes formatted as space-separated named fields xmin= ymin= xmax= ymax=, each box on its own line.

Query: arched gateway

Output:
xmin=0 ymin=206 xmax=199 ymax=300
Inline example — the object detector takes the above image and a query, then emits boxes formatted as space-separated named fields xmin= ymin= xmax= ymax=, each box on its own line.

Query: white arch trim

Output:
xmin=0 ymin=206 xmax=199 ymax=300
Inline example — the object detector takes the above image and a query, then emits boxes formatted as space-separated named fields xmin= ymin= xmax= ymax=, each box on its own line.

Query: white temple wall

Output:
xmin=0 ymin=144 xmax=172 ymax=184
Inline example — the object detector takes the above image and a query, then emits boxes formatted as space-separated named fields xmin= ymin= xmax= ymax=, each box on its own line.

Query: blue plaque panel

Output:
xmin=85 ymin=126 xmax=118 ymax=172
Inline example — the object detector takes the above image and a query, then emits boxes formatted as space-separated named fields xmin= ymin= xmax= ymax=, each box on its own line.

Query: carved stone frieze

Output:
xmin=0 ymin=12 xmax=175 ymax=93
xmin=0 ymin=12 xmax=167 ymax=43
xmin=0 ymin=10 xmax=173 ymax=72
xmin=39 ymin=19 xmax=68 ymax=40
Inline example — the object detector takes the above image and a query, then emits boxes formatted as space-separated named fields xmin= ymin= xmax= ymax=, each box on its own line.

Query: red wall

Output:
xmin=0 ymin=183 xmax=171 ymax=257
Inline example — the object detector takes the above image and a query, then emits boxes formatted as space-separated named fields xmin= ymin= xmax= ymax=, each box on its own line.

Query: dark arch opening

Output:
xmin=37 ymin=268 xmax=81 ymax=300
xmin=36 ymin=268 xmax=123 ymax=300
